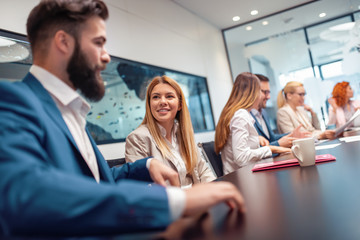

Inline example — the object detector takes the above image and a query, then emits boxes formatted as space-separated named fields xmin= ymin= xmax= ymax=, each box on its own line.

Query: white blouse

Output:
xmin=221 ymin=109 xmax=272 ymax=174
xmin=157 ymin=122 xmax=189 ymax=186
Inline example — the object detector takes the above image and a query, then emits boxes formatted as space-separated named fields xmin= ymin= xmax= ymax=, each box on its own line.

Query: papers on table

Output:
xmin=334 ymin=109 xmax=360 ymax=137
xmin=315 ymin=143 xmax=341 ymax=150
xmin=339 ymin=135 xmax=360 ymax=143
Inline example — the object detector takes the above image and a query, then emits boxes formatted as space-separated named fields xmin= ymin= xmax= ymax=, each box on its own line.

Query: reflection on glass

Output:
xmin=306 ymin=16 xmax=352 ymax=66
xmin=0 ymin=33 xmax=32 ymax=82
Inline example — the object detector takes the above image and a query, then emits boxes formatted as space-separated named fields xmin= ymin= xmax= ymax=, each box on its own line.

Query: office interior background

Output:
xmin=1 ymin=0 xmax=360 ymax=160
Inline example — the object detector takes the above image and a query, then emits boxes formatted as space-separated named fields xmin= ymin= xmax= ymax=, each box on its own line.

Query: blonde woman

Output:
xmin=276 ymin=81 xmax=335 ymax=139
xmin=125 ymin=76 xmax=215 ymax=187
xmin=215 ymin=72 xmax=290 ymax=175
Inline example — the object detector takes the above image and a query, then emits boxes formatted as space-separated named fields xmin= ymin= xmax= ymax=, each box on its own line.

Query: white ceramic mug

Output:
xmin=291 ymin=138 xmax=316 ymax=167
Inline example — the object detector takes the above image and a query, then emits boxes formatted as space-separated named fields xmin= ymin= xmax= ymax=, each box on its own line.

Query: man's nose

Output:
xmin=102 ymin=48 xmax=111 ymax=63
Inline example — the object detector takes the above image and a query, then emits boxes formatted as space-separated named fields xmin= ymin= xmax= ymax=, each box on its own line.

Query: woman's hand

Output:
xmin=269 ymin=145 xmax=291 ymax=154
xmin=303 ymin=104 xmax=314 ymax=114
xmin=290 ymin=125 xmax=312 ymax=138
xmin=319 ymin=130 xmax=336 ymax=140
xmin=259 ymin=136 xmax=269 ymax=146
xmin=328 ymin=97 xmax=338 ymax=111
xmin=277 ymin=135 xmax=296 ymax=148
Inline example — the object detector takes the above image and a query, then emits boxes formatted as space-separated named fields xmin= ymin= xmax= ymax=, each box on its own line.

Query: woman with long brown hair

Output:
xmin=215 ymin=72 xmax=290 ymax=174
xmin=328 ymin=81 xmax=360 ymax=128
xmin=125 ymin=75 xmax=215 ymax=187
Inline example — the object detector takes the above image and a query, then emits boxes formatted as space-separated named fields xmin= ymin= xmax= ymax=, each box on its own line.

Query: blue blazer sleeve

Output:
xmin=252 ymin=110 xmax=287 ymax=146
xmin=0 ymin=79 xmax=171 ymax=236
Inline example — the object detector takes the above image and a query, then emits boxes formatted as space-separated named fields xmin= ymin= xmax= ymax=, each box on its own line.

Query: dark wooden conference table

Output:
xmin=8 ymin=137 xmax=360 ymax=240
xmin=139 ymin=137 xmax=360 ymax=240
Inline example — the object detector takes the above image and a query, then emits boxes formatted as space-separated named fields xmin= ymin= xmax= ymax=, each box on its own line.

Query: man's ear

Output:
xmin=54 ymin=30 xmax=74 ymax=55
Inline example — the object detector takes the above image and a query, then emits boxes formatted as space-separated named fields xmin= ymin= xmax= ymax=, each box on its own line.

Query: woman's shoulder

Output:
xmin=233 ymin=108 xmax=248 ymax=116
xmin=277 ymin=104 xmax=291 ymax=114
xmin=278 ymin=103 xmax=289 ymax=110
xmin=127 ymin=124 xmax=151 ymax=139
xmin=231 ymin=109 xmax=252 ymax=124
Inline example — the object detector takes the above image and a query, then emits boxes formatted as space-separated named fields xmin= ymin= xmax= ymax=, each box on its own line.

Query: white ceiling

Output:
xmin=172 ymin=0 xmax=360 ymax=30
xmin=171 ymin=0 xmax=360 ymax=78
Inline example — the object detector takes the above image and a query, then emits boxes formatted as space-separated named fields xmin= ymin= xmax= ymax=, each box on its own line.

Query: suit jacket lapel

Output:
xmin=261 ymin=110 xmax=276 ymax=141
xmin=23 ymin=73 xmax=95 ymax=178
xmin=24 ymin=74 xmax=80 ymax=150
xmin=86 ymin=128 xmax=114 ymax=183
xmin=250 ymin=111 xmax=269 ymax=140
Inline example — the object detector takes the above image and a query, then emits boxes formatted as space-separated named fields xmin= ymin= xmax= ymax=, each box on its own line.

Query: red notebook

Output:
xmin=252 ymin=154 xmax=336 ymax=172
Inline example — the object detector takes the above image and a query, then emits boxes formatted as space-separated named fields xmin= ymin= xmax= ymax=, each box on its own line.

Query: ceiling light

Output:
xmin=0 ymin=42 xmax=29 ymax=63
xmin=0 ymin=37 xmax=16 ymax=47
xmin=250 ymin=10 xmax=258 ymax=16
xmin=319 ymin=13 xmax=326 ymax=18
xmin=329 ymin=22 xmax=355 ymax=31
xmin=232 ymin=16 xmax=240 ymax=22
xmin=262 ymin=21 xmax=269 ymax=26
xmin=246 ymin=26 xmax=252 ymax=31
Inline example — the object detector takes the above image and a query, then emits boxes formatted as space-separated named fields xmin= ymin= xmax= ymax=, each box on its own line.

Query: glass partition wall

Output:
xmin=224 ymin=1 xmax=360 ymax=130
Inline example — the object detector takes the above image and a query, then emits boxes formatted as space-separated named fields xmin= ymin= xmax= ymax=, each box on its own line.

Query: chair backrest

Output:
xmin=198 ymin=141 xmax=223 ymax=177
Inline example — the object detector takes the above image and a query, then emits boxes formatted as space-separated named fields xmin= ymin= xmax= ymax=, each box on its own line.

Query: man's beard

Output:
xmin=67 ymin=42 xmax=105 ymax=102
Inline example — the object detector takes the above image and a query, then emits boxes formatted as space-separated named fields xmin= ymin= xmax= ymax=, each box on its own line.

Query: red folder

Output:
xmin=252 ymin=154 xmax=336 ymax=172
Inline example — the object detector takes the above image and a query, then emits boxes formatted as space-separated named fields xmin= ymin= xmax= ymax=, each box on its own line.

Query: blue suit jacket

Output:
xmin=0 ymin=74 xmax=170 ymax=236
xmin=250 ymin=110 xmax=287 ymax=146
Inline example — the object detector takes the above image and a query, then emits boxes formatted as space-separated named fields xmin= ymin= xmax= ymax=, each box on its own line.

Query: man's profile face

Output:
xmin=67 ymin=16 xmax=110 ymax=102
xmin=259 ymin=81 xmax=271 ymax=109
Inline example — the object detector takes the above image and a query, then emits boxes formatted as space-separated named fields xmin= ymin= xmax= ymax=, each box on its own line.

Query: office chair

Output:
xmin=198 ymin=141 xmax=223 ymax=177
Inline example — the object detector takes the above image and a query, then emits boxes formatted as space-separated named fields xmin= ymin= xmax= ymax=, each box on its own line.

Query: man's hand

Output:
xmin=183 ymin=182 xmax=246 ymax=216
xmin=148 ymin=159 xmax=180 ymax=187
xmin=259 ymin=136 xmax=269 ymax=146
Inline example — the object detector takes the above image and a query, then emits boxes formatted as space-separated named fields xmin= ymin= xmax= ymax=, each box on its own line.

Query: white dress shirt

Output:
xmin=29 ymin=65 xmax=184 ymax=221
xmin=221 ymin=109 xmax=272 ymax=174
xmin=157 ymin=122 xmax=191 ymax=187
xmin=30 ymin=65 xmax=100 ymax=182
xmin=250 ymin=109 xmax=270 ymax=138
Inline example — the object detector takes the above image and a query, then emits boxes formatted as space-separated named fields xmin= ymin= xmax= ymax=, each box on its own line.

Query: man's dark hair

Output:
xmin=26 ymin=0 xmax=108 ymax=53
xmin=255 ymin=74 xmax=269 ymax=82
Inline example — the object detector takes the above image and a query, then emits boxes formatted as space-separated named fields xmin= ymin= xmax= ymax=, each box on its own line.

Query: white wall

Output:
xmin=0 ymin=0 xmax=233 ymax=159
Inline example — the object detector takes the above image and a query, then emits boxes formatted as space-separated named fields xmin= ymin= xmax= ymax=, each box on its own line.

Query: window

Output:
xmin=224 ymin=11 xmax=360 ymax=129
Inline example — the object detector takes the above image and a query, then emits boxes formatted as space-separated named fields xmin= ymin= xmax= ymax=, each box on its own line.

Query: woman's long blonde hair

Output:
xmin=277 ymin=81 xmax=303 ymax=108
xmin=142 ymin=76 xmax=198 ymax=173
xmin=214 ymin=72 xmax=260 ymax=154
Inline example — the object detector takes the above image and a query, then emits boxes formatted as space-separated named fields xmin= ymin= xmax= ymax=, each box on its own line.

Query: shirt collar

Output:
xmin=29 ymin=65 xmax=90 ymax=115
xmin=250 ymin=108 xmax=262 ymax=117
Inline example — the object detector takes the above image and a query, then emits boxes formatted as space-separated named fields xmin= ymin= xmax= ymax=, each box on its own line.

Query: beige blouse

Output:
xmin=277 ymin=104 xmax=321 ymax=138
xmin=125 ymin=123 xmax=216 ymax=186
